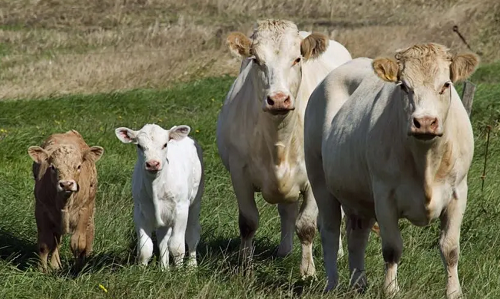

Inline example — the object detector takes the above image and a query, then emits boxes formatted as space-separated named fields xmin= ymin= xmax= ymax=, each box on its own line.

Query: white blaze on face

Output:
xmin=115 ymin=124 xmax=191 ymax=172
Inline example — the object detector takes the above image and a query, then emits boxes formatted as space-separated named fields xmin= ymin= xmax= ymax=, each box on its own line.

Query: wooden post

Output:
xmin=461 ymin=80 xmax=476 ymax=118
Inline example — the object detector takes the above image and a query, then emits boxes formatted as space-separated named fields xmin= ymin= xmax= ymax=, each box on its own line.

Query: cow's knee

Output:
xmin=239 ymin=212 xmax=258 ymax=241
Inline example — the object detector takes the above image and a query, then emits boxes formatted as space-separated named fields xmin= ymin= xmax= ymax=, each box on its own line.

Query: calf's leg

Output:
xmin=440 ymin=182 xmax=467 ymax=299
xmin=35 ymin=209 xmax=53 ymax=272
xmin=135 ymin=207 xmax=154 ymax=267
xmin=167 ymin=204 xmax=190 ymax=268
xmin=49 ymin=233 xmax=62 ymax=270
xmin=156 ymin=226 xmax=172 ymax=270
xmin=277 ymin=202 xmax=298 ymax=257
xmin=185 ymin=200 xmax=202 ymax=268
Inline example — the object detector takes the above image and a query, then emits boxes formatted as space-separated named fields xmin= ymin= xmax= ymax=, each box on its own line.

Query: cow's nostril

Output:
xmin=266 ymin=97 xmax=274 ymax=106
xmin=59 ymin=182 xmax=65 ymax=188
xmin=284 ymin=97 xmax=290 ymax=104
xmin=413 ymin=118 xmax=421 ymax=129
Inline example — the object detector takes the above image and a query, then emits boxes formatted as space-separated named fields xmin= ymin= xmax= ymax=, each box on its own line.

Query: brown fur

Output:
xmin=28 ymin=130 xmax=103 ymax=272
xmin=450 ymin=53 xmax=480 ymax=82
xmin=301 ymin=33 xmax=329 ymax=60
xmin=372 ymin=58 xmax=399 ymax=82
xmin=226 ymin=32 xmax=252 ymax=58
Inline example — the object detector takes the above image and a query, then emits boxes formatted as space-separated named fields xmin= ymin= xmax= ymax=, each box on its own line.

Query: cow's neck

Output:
xmin=258 ymin=110 xmax=301 ymax=166
xmin=407 ymin=119 xmax=453 ymax=193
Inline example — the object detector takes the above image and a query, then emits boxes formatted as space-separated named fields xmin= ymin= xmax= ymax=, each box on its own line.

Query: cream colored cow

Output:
xmin=304 ymin=44 xmax=478 ymax=298
xmin=216 ymin=19 xmax=351 ymax=277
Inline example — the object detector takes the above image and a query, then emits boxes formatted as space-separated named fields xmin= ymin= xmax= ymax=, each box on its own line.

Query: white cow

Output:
xmin=115 ymin=124 xmax=204 ymax=270
xmin=304 ymin=44 xmax=479 ymax=298
xmin=216 ymin=19 xmax=352 ymax=277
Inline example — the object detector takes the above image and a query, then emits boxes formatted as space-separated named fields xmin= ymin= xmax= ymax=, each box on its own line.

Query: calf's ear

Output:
xmin=450 ymin=53 xmax=479 ymax=83
xmin=115 ymin=127 xmax=137 ymax=144
xmin=28 ymin=146 xmax=48 ymax=164
xmin=84 ymin=146 xmax=104 ymax=163
xmin=227 ymin=32 xmax=252 ymax=58
xmin=169 ymin=125 xmax=191 ymax=141
xmin=372 ymin=57 xmax=399 ymax=82
xmin=301 ymin=33 xmax=329 ymax=60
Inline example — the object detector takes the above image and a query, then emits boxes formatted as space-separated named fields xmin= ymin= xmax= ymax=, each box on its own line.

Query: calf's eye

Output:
xmin=293 ymin=57 xmax=301 ymax=66
xmin=162 ymin=143 xmax=168 ymax=149
xmin=77 ymin=165 xmax=82 ymax=171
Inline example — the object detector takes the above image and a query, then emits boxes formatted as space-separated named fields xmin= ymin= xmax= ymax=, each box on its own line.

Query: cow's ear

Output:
xmin=227 ymin=32 xmax=252 ymax=58
xmin=28 ymin=146 xmax=48 ymax=164
xmin=84 ymin=146 xmax=104 ymax=163
xmin=450 ymin=53 xmax=479 ymax=83
xmin=373 ymin=57 xmax=399 ymax=82
xmin=115 ymin=127 xmax=137 ymax=144
xmin=301 ymin=33 xmax=329 ymax=60
xmin=169 ymin=125 xmax=190 ymax=141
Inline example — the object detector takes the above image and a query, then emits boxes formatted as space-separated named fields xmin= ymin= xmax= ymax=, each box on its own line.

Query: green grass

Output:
xmin=1 ymin=72 xmax=500 ymax=299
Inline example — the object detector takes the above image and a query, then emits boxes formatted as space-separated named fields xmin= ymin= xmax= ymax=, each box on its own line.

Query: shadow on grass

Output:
xmin=195 ymin=234 xmax=322 ymax=297
xmin=0 ymin=228 xmax=38 ymax=271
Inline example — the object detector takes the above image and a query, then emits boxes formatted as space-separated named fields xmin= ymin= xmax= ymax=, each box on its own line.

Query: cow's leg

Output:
xmin=84 ymin=204 xmax=96 ymax=257
xmin=346 ymin=214 xmax=376 ymax=291
xmin=295 ymin=187 xmax=317 ymax=278
xmin=277 ymin=202 xmax=298 ymax=257
xmin=134 ymin=206 xmax=154 ymax=267
xmin=185 ymin=200 xmax=201 ymax=268
xmin=156 ymin=226 xmax=172 ymax=270
xmin=229 ymin=165 xmax=258 ymax=269
xmin=305 ymin=157 xmax=341 ymax=290
xmin=49 ymin=233 xmax=62 ymax=270
xmin=167 ymin=204 xmax=189 ymax=268
xmin=440 ymin=182 xmax=467 ymax=299
xmin=374 ymin=189 xmax=403 ymax=298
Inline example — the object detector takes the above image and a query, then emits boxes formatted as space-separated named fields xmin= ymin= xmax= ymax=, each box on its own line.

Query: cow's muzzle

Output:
xmin=409 ymin=116 xmax=443 ymax=141
xmin=264 ymin=92 xmax=295 ymax=115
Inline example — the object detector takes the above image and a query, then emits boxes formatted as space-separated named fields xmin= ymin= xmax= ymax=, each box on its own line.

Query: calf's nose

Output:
xmin=145 ymin=160 xmax=161 ymax=171
xmin=58 ymin=180 xmax=76 ymax=192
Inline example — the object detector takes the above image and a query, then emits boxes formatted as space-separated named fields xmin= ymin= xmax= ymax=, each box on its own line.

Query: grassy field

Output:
xmin=0 ymin=63 xmax=500 ymax=299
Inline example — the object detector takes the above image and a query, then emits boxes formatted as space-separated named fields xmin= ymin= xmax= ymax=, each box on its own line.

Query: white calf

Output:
xmin=115 ymin=124 xmax=204 ymax=269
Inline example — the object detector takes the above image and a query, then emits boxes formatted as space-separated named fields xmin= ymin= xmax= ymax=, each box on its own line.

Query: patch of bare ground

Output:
xmin=0 ymin=0 xmax=498 ymax=99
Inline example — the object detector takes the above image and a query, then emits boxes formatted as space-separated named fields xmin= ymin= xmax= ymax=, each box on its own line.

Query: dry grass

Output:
xmin=0 ymin=0 xmax=498 ymax=99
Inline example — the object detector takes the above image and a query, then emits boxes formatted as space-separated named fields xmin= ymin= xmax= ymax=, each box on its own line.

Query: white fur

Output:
xmin=115 ymin=124 xmax=203 ymax=270
xmin=217 ymin=20 xmax=352 ymax=277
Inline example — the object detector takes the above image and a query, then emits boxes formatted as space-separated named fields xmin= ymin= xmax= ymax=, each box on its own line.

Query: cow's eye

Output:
xmin=77 ymin=164 xmax=81 ymax=171
xmin=293 ymin=57 xmax=301 ymax=66
xmin=439 ymin=82 xmax=451 ymax=95
xmin=162 ymin=143 xmax=168 ymax=149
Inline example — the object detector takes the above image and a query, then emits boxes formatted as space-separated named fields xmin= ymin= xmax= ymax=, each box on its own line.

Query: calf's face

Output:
xmin=28 ymin=144 xmax=104 ymax=194
xmin=227 ymin=20 xmax=329 ymax=116
xmin=115 ymin=124 xmax=190 ymax=174
xmin=373 ymin=44 xmax=479 ymax=142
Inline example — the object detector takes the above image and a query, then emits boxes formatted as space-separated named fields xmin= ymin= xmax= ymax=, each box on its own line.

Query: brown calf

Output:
xmin=27 ymin=130 xmax=104 ymax=272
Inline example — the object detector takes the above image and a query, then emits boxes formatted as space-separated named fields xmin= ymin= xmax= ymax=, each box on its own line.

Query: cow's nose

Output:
xmin=411 ymin=116 xmax=439 ymax=136
xmin=265 ymin=92 xmax=293 ymax=113
xmin=145 ymin=160 xmax=161 ymax=171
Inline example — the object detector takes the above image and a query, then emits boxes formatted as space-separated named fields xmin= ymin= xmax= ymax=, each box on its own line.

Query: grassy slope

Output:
xmin=0 ymin=70 xmax=500 ymax=298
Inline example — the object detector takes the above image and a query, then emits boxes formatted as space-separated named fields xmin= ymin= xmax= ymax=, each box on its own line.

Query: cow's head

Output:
xmin=28 ymin=144 xmax=103 ymax=194
xmin=115 ymin=124 xmax=190 ymax=175
xmin=373 ymin=43 xmax=479 ymax=142
xmin=227 ymin=19 xmax=329 ymax=116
